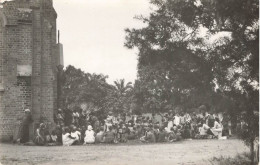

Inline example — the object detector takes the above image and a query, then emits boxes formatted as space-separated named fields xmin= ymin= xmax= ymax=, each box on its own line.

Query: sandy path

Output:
xmin=0 ymin=139 xmax=249 ymax=165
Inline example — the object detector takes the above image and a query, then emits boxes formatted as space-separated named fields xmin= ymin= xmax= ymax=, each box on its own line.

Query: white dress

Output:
xmin=84 ymin=130 xmax=95 ymax=144
xmin=212 ymin=121 xmax=223 ymax=138
xmin=71 ymin=131 xmax=81 ymax=141
xmin=174 ymin=116 xmax=180 ymax=126
xmin=62 ymin=133 xmax=75 ymax=146
xmin=165 ymin=120 xmax=173 ymax=132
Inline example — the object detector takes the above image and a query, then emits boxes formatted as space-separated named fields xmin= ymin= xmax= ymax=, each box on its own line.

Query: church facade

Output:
xmin=0 ymin=0 xmax=63 ymax=141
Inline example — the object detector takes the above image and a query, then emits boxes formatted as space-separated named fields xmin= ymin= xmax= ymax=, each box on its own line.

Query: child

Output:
xmin=118 ymin=123 xmax=127 ymax=142
xmin=34 ymin=123 xmax=45 ymax=146
xmin=62 ymin=127 xmax=76 ymax=146
xmin=71 ymin=126 xmax=81 ymax=144
xmin=84 ymin=125 xmax=95 ymax=144
xmin=56 ymin=109 xmax=64 ymax=125
xmin=51 ymin=130 xmax=58 ymax=143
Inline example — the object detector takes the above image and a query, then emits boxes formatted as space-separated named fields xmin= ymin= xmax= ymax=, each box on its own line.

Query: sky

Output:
xmin=53 ymin=0 xmax=151 ymax=84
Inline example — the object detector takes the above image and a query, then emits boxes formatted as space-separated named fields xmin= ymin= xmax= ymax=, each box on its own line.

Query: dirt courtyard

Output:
xmin=0 ymin=139 xmax=248 ymax=165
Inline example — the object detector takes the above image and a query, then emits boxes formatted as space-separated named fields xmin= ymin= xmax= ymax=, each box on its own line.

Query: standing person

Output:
xmin=166 ymin=117 xmax=174 ymax=132
xmin=174 ymin=113 xmax=180 ymax=126
xmin=151 ymin=113 xmax=157 ymax=124
xmin=18 ymin=109 xmax=33 ymax=143
xmin=72 ymin=109 xmax=80 ymax=126
xmin=179 ymin=112 xmax=185 ymax=125
xmin=56 ymin=109 xmax=64 ymax=126
xmin=184 ymin=112 xmax=191 ymax=124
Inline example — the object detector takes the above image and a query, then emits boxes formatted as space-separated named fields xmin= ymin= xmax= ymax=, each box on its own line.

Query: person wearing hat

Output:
xmin=18 ymin=109 xmax=33 ymax=143
xmin=84 ymin=125 xmax=95 ymax=144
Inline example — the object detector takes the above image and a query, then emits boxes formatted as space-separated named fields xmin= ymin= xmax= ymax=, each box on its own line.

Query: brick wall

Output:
xmin=0 ymin=0 xmax=60 ymax=141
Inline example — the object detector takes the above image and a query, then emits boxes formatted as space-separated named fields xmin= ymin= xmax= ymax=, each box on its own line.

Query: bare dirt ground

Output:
xmin=0 ymin=139 xmax=249 ymax=165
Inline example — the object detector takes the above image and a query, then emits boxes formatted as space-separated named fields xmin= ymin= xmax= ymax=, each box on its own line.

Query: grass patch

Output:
xmin=210 ymin=152 xmax=253 ymax=165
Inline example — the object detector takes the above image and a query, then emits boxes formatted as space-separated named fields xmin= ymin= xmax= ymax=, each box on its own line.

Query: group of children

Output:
xmin=33 ymin=108 xmax=227 ymax=146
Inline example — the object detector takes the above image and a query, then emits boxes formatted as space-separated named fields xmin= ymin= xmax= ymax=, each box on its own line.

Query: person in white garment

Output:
xmin=165 ymin=117 xmax=173 ymax=132
xmin=62 ymin=127 xmax=76 ymax=146
xmin=70 ymin=126 xmax=81 ymax=143
xmin=211 ymin=118 xmax=223 ymax=139
xmin=84 ymin=125 xmax=95 ymax=144
xmin=174 ymin=113 xmax=180 ymax=126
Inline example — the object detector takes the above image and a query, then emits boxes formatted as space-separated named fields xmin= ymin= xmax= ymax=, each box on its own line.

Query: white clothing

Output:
xmin=174 ymin=116 xmax=180 ymax=126
xmin=71 ymin=131 xmax=81 ymax=141
xmin=62 ymin=133 xmax=75 ymax=146
xmin=84 ymin=130 xmax=95 ymax=144
xmin=199 ymin=127 xmax=207 ymax=135
xmin=165 ymin=120 xmax=173 ymax=132
xmin=212 ymin=121 xmax=223 ymax=138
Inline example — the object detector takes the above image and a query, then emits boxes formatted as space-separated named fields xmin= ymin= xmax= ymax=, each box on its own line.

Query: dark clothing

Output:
xmin=145 ymin=132 xmax=156 ymax=143
xmin=19 ymin=114 xmax=33 ymax=143
xmin=157 ymin=131 xmax=167 ymax=142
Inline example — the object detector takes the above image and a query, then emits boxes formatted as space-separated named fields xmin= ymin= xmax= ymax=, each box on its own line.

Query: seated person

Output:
xmin=53 ymin=125 xmax=62 ymax=144
xmin=182 ymin=123 xmax=191 ymax=139
xmin=62 ymin=127 xmax=76 ymax=146
xmin=127 ymin=126 xmax=138 ymax=140
xmin=103 ymin=126 xmax=116 ymax=143
xmin=71 ymin=126 xmax=81 ymax=144
xmin=197 ymin=121 xmax=216 ymax=139
xmin=167 ymin=126 xmax=182 ymax=142
xmin=95 ymin=127 xmax=105 ymax=143
xmin=118 ymin=124 xmax=128 ymax=142
xmin=136 ymin=125 xmax=143 ymax=139
xmin=84 ymin=125 xmax=95 ymax=144
xmin=140 ymin=127 xmax=156 ymax=143
xmin=45 ymin=130 xmax=52 ymax=143
xmin=153 ymin=125 xmax=160 ymax=142
xmin=211 ymin=118 xmax=223 ymax=139
xmin=157 ymin=126 xmax=167 ymax=142
xmin=51 ymin=130 xmax=58 ymax=143
xmin=34 ymin=123 xmax=46 ymax=146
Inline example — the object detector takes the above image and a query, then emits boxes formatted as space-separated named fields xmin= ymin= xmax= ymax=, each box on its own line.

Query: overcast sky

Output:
xmin=52 ymin=0 xmax=151 ymax=84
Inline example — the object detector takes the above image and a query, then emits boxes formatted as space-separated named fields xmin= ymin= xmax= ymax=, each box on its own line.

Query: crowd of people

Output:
xmin=31 ymin=106 xmax=229 ymax=146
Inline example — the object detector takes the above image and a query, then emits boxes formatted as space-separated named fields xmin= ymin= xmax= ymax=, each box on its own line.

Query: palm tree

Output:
xmin=113 ymin=79 xmax=133 ymax=96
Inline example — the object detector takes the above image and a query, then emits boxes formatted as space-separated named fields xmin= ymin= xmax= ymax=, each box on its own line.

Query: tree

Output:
xmin=105 ymin=79 xmax=133 ymax=114
xmin=62 ymin=65 xmax=112 ymax=119
xmin=125 ymin=0 xmax=258 ymax=163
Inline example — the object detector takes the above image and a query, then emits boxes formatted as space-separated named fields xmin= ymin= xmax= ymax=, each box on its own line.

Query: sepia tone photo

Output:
xmin=0 ymin=0 xmax=259 ymax=165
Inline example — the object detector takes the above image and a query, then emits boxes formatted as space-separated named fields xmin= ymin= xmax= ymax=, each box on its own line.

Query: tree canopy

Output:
xmin=124 ymin=0 xmax=258 ymax=162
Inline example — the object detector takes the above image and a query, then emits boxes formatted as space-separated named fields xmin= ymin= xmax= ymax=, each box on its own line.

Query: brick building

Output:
xmin=0 ymin=0 xmax=63 ymax=141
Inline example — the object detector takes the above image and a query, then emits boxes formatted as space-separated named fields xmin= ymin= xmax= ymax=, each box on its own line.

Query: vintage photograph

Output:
xmin=0 ymin=0 xmax=259 ymax=164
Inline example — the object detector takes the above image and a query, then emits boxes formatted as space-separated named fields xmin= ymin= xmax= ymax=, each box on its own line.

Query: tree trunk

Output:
xmin=250 ymin=140 xmax=255 ymax=165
